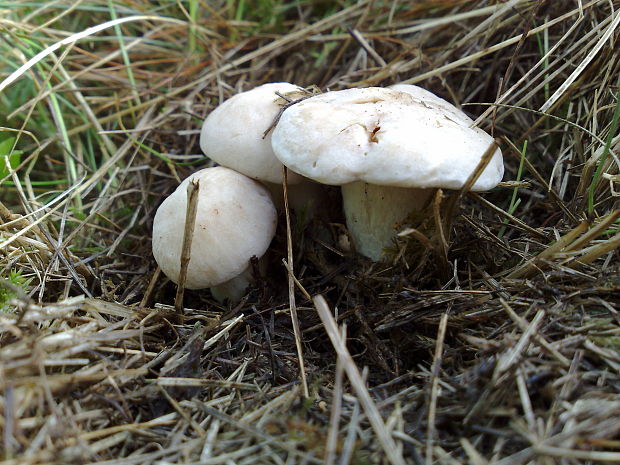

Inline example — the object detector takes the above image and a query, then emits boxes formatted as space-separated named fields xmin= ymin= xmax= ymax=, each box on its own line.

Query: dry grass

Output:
xmin=1 ymin=0 xmax=620 ymax=463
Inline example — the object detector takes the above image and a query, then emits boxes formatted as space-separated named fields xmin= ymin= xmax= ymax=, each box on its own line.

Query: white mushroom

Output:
xmin=200 ymin=82 xmax=322 ymax=213
xmin=200 ymin=82 xmax=305 ymax=184
xmin=271 ymin=86 xmax=504 ymax=261
xmin=152 ymin=166 xmax=277 ymax=302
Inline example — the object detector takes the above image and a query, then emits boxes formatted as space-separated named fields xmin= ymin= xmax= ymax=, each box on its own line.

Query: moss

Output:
xmin=0 ymin=269 xmax=31 ymax=313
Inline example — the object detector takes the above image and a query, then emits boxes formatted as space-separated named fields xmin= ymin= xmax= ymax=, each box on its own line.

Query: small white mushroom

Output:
xmin=200 ymin=82 xmax=322 ymax=212
xmin=271 ymin=86 xmax=504 ymax=260
xmin=152 ymin=167 xmax=277 ymax=302
xmin=200 ymin=82 xmax=305 ymax=184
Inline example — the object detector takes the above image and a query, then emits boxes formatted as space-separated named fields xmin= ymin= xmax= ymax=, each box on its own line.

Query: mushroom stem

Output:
xmin=210 ymin=267 xmax=253 ymax=303
xmin=210 ymin=254 xmax=270 ymax=303
xmin=262 ymin=177 xmax=324 ymax=216
xmin=341 ymin=181 xmax=434 ymax=261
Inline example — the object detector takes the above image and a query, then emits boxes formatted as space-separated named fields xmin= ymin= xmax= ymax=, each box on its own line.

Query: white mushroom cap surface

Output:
xmin=152 ymin=167 xmax=277 ymax=289
xmin=200 ymin=82 xmax=306 ymax=184
xmin=388 ymin=84 xmax=475 ymax=126
xmin=271 ymin=86 xmax=503 ymax=190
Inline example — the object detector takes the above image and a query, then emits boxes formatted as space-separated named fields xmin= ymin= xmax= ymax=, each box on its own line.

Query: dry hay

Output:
xmin=1 ymin=1 xmax=620 ymax=464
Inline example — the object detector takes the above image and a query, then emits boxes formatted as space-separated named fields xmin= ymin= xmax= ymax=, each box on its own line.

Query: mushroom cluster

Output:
xmin=152 ymin=83 xmax=308 ymax=302
xmin=152 ymin=82 xmax=504 ymax=301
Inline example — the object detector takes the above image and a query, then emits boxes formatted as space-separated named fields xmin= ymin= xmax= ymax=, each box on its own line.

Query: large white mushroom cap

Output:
xmin=271 ymin=86 xmax=503 ymax=190
xmin=152 ymin=167 xmax=277 ymax=289
xmin=200 ymin=82 xmax=306 ymax=184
